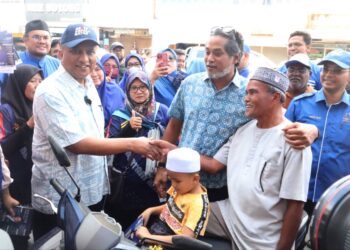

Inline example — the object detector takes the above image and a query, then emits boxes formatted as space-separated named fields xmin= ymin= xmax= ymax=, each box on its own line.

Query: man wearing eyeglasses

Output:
xmin=0 ymin=20 xmax=59 ymax=97
xmin=283 ymin=53 xmax=315 ymax=108
xmin=286 ymin=49 xmax=350 ymax=219
xmin=20 ymin=19 xmax=60 ymax=78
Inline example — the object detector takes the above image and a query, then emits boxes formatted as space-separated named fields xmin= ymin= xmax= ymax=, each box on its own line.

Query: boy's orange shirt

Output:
xmin=159 ymin=185 xmax=210 ymax=237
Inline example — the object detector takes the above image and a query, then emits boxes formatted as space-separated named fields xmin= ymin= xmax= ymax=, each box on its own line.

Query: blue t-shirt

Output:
xmin=19 ymin=51 xmax=60 ymax=78
xmin=285 ymin=90 xmax=350 ymax=202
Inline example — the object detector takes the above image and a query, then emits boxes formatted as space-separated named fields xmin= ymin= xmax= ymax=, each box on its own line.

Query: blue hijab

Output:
xmin=187 ymin=57 xmax=206 ymax=75
xmin=100 ymin=53 xmax=120 ymax=83
xmin=95 ymin=59 xmax=125 ymax=127
xmin=154 ymin=48 xmax=188 ymax=107
xmin=119 ymin=53 xmax=145 ymax=92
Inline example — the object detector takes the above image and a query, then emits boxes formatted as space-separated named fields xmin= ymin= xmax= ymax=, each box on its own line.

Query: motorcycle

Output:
xmin=29 ymin=135 xmax=309 ymax=250
xmin=30 ymin=135 xmax=213 ymax=250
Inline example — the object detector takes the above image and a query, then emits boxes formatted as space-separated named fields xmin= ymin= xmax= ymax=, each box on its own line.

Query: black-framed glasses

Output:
xmin=130 ymin=85 xmax=148 ymax=93
xmin=210 ymin=26 xmax=236 ymax=38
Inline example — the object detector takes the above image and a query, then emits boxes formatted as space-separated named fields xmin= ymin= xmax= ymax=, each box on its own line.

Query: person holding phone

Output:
xmin=150 ymin=48 xmax=188 ymax=107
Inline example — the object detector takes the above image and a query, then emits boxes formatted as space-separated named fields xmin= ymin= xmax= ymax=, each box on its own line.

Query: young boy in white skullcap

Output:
xmin=135 ymin=147 xmax=210 ymax=244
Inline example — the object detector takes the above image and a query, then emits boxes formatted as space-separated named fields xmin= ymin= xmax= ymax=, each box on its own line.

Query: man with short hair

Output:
xmin=32 ymin=23 xmax=161 ymax=240
xmin=0 ymin=20 xmax=59 ymax=92
xmin=283 ymin=53 xmax=315 ymax=108
xmin=111 ymin=41 xmax=125 ymax=79
xmin=20 ymin=19 xmax=60 ymax=77
xmin=278 ymin=31 xmax=321 ymax=90
xmin=286 ymin=49 xmax=350 ymax=218
xmin=201 ymin=67 xmax=312 ymax=250
xmin=49 ymin=38 xmax=61 ymax=60
xmin=154 ymin=27 xmax=318 ymax=203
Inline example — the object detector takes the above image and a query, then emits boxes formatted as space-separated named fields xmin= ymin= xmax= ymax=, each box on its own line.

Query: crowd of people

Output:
xmin=0 ymin=18 xmax=349 ymax=250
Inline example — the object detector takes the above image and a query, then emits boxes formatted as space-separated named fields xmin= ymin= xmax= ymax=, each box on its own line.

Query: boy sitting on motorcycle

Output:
xmin=136 ymin=147 xmax=210 ymax=244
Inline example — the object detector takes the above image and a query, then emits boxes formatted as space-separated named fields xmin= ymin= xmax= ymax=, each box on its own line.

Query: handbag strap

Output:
xmin=122 ymin=152 xmax=135 ymax=175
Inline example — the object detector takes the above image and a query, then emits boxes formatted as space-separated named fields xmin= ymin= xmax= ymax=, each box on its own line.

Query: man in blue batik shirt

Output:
xmin=286 ymin=49 xmax=350 ymax=217
xmin=153 ymin=27 xmax=319 ymax=202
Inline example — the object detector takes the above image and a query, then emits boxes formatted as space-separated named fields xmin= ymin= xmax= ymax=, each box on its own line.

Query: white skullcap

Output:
xmin=166 ymin=147 xmax=200 ymax=173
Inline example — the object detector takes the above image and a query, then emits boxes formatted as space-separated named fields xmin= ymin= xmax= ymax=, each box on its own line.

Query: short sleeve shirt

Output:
xmin=31 ymin=65 xmax=109 ymax=214
xmin=168 ymin=72 xmax=250 ymax=188
xmin=160 ymin=185 xmax=210 ymax=237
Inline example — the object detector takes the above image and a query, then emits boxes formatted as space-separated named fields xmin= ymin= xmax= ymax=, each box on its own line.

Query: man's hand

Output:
xmin=153 ymin=167 xmax=168 ymax=198
xmin=283 ymin=122 xmax=318 ymax=149
xmin=132 ymin=137 xmax=162 ymax=161
xmin=150 ymin=140 xmax=177 ymax=157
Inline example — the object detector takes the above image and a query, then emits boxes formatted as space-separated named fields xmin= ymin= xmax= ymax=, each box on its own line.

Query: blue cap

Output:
xmin=318 ymin=49 xmax=350 ymax=69
xmin=243 ymin=44 xmax=251 ymax=53
xmin=61 ymin=24 xmax=99 ymax=48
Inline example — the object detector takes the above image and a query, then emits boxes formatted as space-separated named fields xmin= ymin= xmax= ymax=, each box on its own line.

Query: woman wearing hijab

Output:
xmin=100 ymin=53 xmax=120 ymax=84
xmin=150 ymin=48 xmax=188 ymax=107
xmin=0 ymin=64 xmax=42 ymax=250
xmin=91 ymin=59 xmax=125 ymax=127
xmin=104 ymin=70 xmax=169 ymax=229
xmin=119 ymin=53 xmax=145 ymax=92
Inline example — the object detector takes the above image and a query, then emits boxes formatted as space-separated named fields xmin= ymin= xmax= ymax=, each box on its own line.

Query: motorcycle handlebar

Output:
xmin=50 ymin=178 xmax=65 ymax=196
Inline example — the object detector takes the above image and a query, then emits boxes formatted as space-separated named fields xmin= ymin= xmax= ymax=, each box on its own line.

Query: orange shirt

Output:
xmin=283 ymin=85 xmax=315 ymax=109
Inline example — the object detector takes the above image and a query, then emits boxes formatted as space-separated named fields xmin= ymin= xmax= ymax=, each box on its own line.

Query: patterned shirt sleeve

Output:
xmin=168 ymin=80 xmax=187 ymax=121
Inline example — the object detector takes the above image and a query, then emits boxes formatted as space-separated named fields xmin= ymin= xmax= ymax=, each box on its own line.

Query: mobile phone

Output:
xmin=156 ymin=52 xmax=169 ymax=66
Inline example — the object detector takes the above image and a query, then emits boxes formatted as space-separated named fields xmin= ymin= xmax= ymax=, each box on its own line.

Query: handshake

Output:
xmin=134 ymin=138 xmax=177 ymax=162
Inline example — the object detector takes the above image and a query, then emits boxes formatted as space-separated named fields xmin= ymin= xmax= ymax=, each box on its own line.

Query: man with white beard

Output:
xmin=153 ymin=27 xmax=318 ymax=203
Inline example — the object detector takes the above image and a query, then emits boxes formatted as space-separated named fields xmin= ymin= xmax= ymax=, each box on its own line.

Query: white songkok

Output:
xmin=166 ymin=147 xmax=200 ymax=173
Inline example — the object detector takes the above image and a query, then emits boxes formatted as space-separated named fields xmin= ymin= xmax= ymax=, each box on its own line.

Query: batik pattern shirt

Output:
xmin=168 ymin=72 xmax=250 ymax=189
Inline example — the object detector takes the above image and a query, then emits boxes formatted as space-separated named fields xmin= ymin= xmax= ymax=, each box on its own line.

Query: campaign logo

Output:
xmin=74 ymin=26 xmax=90 ymax=37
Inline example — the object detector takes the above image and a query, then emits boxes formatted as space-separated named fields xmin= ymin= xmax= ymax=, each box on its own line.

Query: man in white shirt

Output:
xmin=201 ymin=67 xmax=312 ymax=249
xmin=32 ymin=23 xmax=161 ymax=240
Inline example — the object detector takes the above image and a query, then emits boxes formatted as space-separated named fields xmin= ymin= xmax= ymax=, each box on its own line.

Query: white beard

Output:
xmin=208 ymin=67 xmax=231 ymax=79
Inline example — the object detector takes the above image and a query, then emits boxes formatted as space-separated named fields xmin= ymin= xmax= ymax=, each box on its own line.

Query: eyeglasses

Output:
xmin=287 ymin=67 xmax=308 ymax=74
xmin=130 ymin=85 xmax=148 ymax=93
xmin=210 ymin=26 xmax=236 ymax=38
xmin=31 ymin=35 xmax=50 ymax=42
xmin=127 ymin=62 xmax=141 ymax=69
xmin=323 ymin=66 xmax=349 ymax=75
